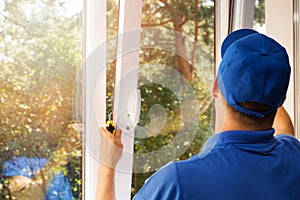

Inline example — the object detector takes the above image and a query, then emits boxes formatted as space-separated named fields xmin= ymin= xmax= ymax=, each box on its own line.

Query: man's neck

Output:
xmin=221 ymin=117 xmax=272 ymax=132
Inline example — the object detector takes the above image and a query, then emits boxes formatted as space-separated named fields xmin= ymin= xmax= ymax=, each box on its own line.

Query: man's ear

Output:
xmin=212 ymin=77 xmax=219 ymax=98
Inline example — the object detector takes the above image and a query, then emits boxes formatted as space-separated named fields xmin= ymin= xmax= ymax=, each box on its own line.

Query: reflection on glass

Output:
xmin=0 ymin=0 xmax=82 ymax=199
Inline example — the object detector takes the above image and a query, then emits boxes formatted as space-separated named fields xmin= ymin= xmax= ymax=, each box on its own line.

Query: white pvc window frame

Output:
xmin=113 ymin=0 xmax=142 ymax=199
xmin=84 ymin=0 xmax=106 ymax=199
xmin=84 ymin=0 xmax=142 ymax=199
xmin=229 ymin=0 xmax=254 ymax=31
xmin=215 ymin=0 xmax=230 ymax=69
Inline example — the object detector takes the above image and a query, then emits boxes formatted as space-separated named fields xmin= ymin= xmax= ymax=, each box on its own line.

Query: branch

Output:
xmin=141 ymin=20 xmax=172 ymax=28
xmin=0 ymin=12 xmax=41 ymax=37
xmin=159 ymin=0 xmax=177 ymax=19
xmin=179 ymin=16 xmax=188 ymax=27
xmin=159 ymin=0 xmax=187 ymax=28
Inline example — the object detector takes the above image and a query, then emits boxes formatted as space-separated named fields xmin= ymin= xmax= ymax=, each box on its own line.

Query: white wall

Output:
xmin=265 ymin=0 xmax=295 ymax=126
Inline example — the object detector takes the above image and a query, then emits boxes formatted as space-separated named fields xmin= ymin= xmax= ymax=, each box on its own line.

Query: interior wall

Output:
xmin=265 ymin=0 xmax=295 ymax=125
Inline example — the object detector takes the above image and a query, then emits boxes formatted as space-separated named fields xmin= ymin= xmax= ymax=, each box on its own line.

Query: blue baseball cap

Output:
xmin=217 ymin=29 xmax=291 ymax=118
xmin=221 ymin=29 xmax=258 ymax=58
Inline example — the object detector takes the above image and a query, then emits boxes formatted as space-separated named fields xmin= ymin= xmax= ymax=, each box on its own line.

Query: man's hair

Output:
xmin=226 ymin=102 xmax=277 ymax=128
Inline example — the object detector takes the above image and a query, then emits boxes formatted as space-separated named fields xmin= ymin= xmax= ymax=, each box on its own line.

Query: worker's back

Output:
xmin=134 ymin=129 xmax=300 ymax=200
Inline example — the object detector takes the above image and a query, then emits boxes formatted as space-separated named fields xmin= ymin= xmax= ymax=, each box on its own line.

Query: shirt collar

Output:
xmin=217 ymin=128 xmax=275 ymax=144
xmin=201 ymin=129 xmax=275 ymax=153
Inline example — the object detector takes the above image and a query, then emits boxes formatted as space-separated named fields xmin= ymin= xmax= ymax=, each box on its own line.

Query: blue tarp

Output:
xmin=3 ymin=157 xmax=73 ymax=200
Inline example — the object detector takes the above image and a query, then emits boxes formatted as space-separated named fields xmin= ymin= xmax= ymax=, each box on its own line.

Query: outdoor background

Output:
xmin=0 ymin=0 xmax=82 ymax=199
xmin=0 ymin=0 xmax=265 ymax=199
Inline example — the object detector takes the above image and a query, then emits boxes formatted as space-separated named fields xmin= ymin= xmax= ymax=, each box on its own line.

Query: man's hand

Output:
xmin=96 ymin=128 xmax=123 ymax=200
xmin=99 ymin=127 xmax=123 ymax=169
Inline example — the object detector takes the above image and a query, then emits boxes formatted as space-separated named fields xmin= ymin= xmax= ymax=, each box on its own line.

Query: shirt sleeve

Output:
xmin=275 ymin=134 xmax=299 ymax=142
xmin=275 ymin=134 xmax=300 ymax=151
xmin=133 ymin=162 xmax=183 ymax=200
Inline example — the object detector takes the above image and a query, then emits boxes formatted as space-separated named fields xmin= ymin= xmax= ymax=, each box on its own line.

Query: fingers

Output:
xmin=99 ymin=126 xmax=124 ymax=168
xmin=100 ymin=127 xmax=122 ymax=138
xmin=99 ymin=127 xmax=123 ymax=149
xmin=100 ymin=127 xmax=112 ymax=138
xmin=114 ymin=129 xmax=122 ymax=140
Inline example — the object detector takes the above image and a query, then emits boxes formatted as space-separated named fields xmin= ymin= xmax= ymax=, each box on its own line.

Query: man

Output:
xmin=96 ymin=29 xmax=300 ymax=200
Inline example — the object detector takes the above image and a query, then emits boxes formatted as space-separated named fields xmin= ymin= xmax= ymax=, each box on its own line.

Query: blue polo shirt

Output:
xmin=133 ymin=129 xmax=300 ymax=200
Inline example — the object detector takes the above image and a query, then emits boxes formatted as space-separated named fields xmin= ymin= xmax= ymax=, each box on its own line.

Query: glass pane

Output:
xmin=0 ymin=0 xmax=83 ymax=199
xmin=106 ymin=0 xmax=119 ymax=118
xmin=132 ymin=0 xmax=215 ymax=197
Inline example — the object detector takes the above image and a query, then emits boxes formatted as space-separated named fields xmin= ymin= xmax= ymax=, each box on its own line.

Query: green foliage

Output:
xmin=254 ymin=0 xmax=265 ymax=26
xmin=0 ymin=0 xmax=82 ymax=198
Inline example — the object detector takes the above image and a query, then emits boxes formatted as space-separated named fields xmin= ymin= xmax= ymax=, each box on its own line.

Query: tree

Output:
xmin=141 ymin=0 xmax=214 ymax=80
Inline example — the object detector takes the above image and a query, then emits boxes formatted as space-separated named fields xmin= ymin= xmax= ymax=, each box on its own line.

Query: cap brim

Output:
xmin=221 ymin=29 xmax=258 ymax=58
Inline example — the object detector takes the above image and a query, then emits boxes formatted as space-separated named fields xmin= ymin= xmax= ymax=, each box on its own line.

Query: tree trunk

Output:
xmin=192 ymin=0 xmax=199 ymax=68
xmin=173 ymin=17 xmax=193 ymax=81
